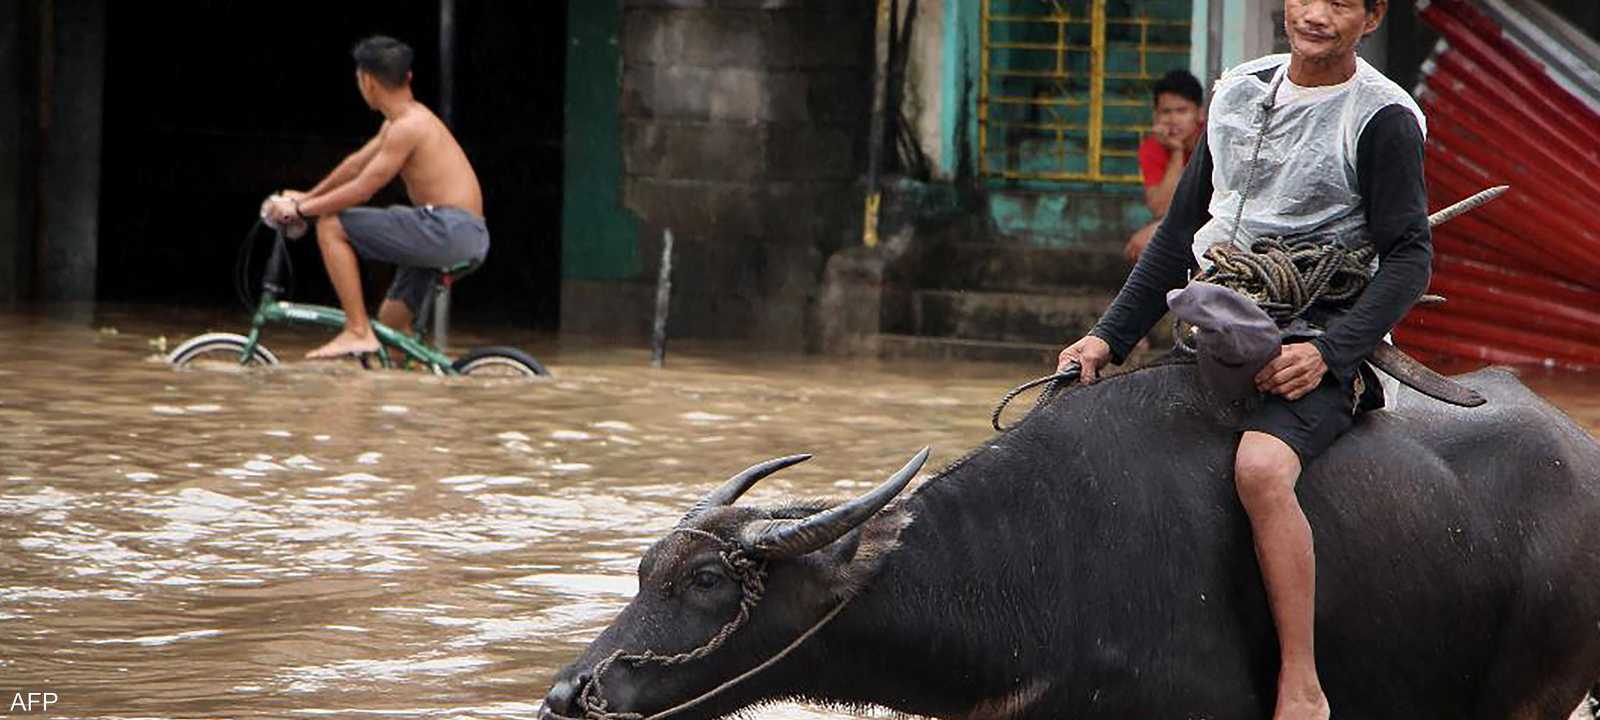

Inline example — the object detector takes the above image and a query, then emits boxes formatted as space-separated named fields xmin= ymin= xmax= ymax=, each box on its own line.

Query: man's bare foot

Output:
xmin=306 ymin=328 xmax=380 ymax=359
xmin=1272 ymin=682 xmax=1330 ymax=720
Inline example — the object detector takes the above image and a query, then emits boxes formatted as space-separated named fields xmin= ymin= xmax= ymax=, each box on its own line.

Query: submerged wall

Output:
xmin=0 ymin=1 xmax=36 ymax=303
xmin=37 ymin=0 xmax=104 ymax=304
xmin=0 ymin=0 xmax=102 ymax=306
xmin=562 ymin=0 xmax=873 ymax=349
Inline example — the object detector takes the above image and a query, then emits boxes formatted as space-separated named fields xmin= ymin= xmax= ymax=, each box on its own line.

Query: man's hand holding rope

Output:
xmin=1057 ymin=335 xmax=1113 ymax=382
xmin=1255 ymin=342 xmax=1327 ymax=400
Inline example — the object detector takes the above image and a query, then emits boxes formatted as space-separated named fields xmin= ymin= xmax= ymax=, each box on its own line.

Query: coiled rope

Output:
xmin=1195 ymin=238 xmax=1375 ymax=326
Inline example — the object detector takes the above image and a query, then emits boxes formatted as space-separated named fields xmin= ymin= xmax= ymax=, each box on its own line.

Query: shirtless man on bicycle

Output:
xmin=263 ymin=35 xmax=486 ymax=360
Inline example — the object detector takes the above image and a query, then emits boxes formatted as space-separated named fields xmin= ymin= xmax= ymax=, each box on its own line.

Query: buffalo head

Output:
xmin=540 ymin=448 xmax=930 ymax=720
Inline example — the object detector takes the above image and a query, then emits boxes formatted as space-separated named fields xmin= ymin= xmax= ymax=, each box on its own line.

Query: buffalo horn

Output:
xmin=678 ymin=454 xmax=813 ymax=526
xmin=1368 ymin=341 xmax=1487 ymax=407
xmin=741 ymin=447 xmax=930 ymax=558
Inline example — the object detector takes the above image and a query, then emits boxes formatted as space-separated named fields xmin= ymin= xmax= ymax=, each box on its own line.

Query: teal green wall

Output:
xmin=985 ymin=185 xmax=1146 ymax=249
xmin=1191 ymin=0 xmax=1211 ymax=81
xmin=1221 ymin=0 xmax=1249 ymax=70
xmin=939 ymin=0 xmax=979 ymax=179
xmin=562 ymin=0 xmax=639 ymax=281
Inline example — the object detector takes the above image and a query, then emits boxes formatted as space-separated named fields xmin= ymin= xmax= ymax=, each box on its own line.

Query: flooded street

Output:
xmin=2 ymin=306 xmax=1597 ymax=719
xmin=0 ymin=306 xmax=1022 ymax=719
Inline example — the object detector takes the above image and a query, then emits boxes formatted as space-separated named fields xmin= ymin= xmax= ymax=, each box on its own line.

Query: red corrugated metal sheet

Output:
xmin=1402 ymin=0 xmax=1600 ymax=370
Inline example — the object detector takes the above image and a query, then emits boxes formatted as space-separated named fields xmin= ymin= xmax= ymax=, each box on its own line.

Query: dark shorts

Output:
xmin=337 ymin=205 xmax=490 ymax=313
xmin=1239 ymin=370 xmax=1368 ymax=462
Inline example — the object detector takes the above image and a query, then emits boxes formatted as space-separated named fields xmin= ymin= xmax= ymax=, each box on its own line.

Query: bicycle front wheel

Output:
xmin=167 ymin=333 xmax=280 ymax=370
xmin=451 ymin=347 xmax=550 ymax=378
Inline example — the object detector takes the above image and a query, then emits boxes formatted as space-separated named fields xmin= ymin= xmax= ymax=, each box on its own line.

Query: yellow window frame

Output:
xmin=978 ymin=0 xmax=1192 ymax=184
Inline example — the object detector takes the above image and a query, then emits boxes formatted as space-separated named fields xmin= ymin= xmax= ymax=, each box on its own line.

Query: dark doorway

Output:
xmin=98 ymin=1 xmax=565 ymax=328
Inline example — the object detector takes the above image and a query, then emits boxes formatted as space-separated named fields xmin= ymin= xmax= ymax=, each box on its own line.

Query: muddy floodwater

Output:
xmin=2 ymin=306 xmax=1597 ymax=719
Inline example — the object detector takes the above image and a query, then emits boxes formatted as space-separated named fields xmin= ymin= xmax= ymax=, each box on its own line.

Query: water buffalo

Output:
xmin=541 ymin=363 xmax=1600 ymax=719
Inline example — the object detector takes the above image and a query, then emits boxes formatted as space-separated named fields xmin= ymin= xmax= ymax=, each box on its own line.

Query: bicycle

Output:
xmin=167 ymin=221 xmax=550 ymax=377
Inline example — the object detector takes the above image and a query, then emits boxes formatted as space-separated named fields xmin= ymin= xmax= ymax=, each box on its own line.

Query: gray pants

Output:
xmin=338 ymin=205 xmax=490 ymax=314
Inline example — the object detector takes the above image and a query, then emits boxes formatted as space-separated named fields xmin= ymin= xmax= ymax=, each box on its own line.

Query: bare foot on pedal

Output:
xmin=306 ymin=328 xmax=380 ymax=359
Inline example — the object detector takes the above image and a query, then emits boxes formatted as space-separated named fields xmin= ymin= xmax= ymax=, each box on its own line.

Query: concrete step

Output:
xmin=876 ymin=333 xmax=1063 ymax=365
xmin=915 ymin=242 xmax=1135 ymax=294
xmin=913 ymin=289 xmax=1113 ymax=345
xmin=875 ymin=333 xmax=1173 ymax=367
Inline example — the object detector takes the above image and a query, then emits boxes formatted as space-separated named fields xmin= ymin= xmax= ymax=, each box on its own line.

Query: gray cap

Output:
xmin=1166 ymin=282 xmax=1282 ymax=401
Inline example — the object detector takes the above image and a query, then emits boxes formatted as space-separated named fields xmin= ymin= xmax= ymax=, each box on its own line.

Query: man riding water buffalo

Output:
xmin=1059 ymin=0 xmax=1426 ymax=716
xmin=540 ymin=1 xmax=1600 ymax=718
xmin=542 ymin=365 xmax=1600 ymax=719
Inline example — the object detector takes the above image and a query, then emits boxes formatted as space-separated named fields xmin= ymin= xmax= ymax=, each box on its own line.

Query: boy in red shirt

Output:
xmin=1126 ymin=69 xmax=1206 ymax=262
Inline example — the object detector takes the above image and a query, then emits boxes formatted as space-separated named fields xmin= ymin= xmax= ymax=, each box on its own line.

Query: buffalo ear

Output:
xmin=823 ymin=505 xmax=914 ymax=600
xmin=827 ymin=525 xmax=864 ymax=566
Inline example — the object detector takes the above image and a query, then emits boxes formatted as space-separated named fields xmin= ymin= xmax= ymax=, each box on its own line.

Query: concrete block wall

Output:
xmin=564 ymin=0 xmax=873 ymax=349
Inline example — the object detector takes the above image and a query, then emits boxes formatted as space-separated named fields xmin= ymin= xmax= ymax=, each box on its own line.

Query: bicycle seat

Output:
xmin=413 ymin=260 xmax=483 ymax=337
xmin=437 ymin=259 xmax=481 ymax=289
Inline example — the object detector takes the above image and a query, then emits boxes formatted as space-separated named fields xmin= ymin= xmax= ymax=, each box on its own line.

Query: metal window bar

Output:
xmin=978 ymin=0 xmax=1192 ymax=184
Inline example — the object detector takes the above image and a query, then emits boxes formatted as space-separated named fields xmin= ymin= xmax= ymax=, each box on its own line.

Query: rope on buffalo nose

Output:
xmin=558 ymin=536 xmax=859 ymax=720
xmin=575 ymin=545 xmax=767 ymax=720
xmin=991 ymin=362 xmax=1082 ymax=432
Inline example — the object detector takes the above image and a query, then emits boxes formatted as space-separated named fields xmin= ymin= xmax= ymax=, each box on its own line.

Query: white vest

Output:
xmin=1191 ymin=54 xmax=1427 ymax=268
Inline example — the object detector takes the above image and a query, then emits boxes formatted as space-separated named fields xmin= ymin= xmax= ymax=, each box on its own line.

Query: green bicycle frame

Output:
xmin=236 ymin=231 xmax=462 ymax=375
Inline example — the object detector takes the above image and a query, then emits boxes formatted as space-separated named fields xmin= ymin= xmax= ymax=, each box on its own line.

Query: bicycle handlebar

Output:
xmin=259 ymin=194 xmax=308 ymax=239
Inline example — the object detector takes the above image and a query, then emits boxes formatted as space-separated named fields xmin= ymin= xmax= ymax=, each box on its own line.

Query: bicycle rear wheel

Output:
xmin=167 ymin=333 xmax=280 ymax=370
xmin=451 ymin=346 xmax=549 ymax=377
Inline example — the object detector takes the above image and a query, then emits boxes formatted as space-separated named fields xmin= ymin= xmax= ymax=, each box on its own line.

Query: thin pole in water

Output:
xmin=434 ymin=0 xmax=457 ymax=349
xmin=650 ymin=229 xmax=674 ymax=368
xmin=439 ymin=0 xmax=456 ymax=127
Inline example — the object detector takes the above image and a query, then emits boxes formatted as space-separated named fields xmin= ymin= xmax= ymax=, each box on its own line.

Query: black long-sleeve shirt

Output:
xmin=1089 ymin=103 xmax=1433 ymax=382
